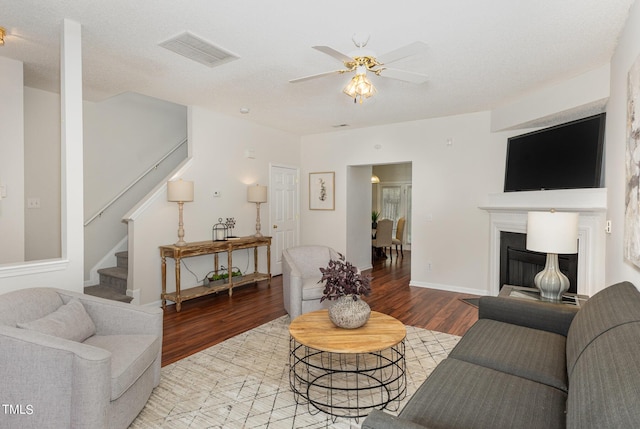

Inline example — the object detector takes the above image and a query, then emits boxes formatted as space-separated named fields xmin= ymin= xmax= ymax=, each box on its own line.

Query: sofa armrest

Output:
xmin=362 ymin=410 xmax=431 ymax=429
xmin=0 ymin=325 xmax=111 ymax=428
xmin=55 ymin=289 xmax=163 ymax=337
xmin=479 ymin=296 xmax=579 ymax=336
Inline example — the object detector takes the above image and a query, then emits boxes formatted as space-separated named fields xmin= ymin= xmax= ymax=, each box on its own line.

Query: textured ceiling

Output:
xmin=0 ymin=0 xmax=635 ymax=135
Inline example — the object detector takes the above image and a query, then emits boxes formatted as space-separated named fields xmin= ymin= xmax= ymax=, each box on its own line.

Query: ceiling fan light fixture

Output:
xmin=343 ymin=69 xmax=376 ymax=104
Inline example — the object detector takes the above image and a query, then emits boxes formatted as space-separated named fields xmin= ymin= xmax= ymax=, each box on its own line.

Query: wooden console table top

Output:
xmin=289 ymin=309 xmax=406 ymax=353
xmin=160 ymin=236 xmax=271 ymax=312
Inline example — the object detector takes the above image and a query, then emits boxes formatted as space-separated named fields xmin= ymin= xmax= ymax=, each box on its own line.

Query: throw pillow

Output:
xmin=17 ymin=299 xmax=96 ymax=342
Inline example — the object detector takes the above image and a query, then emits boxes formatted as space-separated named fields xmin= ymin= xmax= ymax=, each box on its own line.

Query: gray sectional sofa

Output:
xmin=362 ymin=281 xmax=640 ymax=429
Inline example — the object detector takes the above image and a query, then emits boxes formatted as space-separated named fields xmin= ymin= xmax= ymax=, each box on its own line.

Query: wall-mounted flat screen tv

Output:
xmin=503 ymin=113 xmax=606 ymax=192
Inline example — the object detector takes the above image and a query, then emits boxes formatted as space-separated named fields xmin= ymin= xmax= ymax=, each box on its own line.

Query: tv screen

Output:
xmin=503 ymin=113 xmax=605 ymax=192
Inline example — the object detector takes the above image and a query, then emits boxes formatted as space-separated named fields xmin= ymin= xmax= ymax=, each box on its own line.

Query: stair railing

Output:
xmin=84 ymin=137 xmax=188 ymax=227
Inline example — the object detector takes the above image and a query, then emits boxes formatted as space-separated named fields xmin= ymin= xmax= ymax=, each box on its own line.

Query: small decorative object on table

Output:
xmin=212 ymin=218 xmax=228 ymax=241
xmin=372 ymin=210 xmax=380 ymax=229
xmin=203 ymin=267 xmax=242 ymax=287
xmin=225 ymin=217 xmax=237 ymax=238
xmin=320 ymin=254 xmax=372 ymax=329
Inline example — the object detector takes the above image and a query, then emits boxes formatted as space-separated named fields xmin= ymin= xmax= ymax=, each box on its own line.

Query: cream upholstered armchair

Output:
xmin=282 ymin=245 xmax=341 ymax=320
xmin=0 ymin=287 xmax=163 ymax=429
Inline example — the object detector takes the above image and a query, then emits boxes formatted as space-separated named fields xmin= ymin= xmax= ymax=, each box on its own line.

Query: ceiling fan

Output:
xmin=290 ymin=35 xmax=428 ymax=103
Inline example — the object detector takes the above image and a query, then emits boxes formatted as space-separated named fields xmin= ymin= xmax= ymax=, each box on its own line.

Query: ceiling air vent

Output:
xmin=159 ymin=32 xmax=239 ymax=68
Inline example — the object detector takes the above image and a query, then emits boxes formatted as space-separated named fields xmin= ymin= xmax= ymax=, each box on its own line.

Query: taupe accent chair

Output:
xmin=0 ymin=287 xmax=163 ymax=429
xmin=393 ymin=216 xmax=406 ymax=257
xmin=282 ymin=245 xmax=341 ymax=320
xmin=372 ymin=218 xmax=394 ymax=259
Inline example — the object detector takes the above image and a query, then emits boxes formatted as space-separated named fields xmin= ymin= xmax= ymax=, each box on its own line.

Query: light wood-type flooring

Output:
xmin=161 ymin=250 xmax=479 ymax=366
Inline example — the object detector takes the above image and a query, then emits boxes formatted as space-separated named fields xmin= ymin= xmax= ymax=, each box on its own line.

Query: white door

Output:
xmin=270 ymin=165 xmax=299 ymax=275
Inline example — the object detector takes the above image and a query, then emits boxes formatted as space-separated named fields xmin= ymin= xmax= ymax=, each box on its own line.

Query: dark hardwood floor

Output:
xmin=161 ymin=250 xmax=479 ymax=366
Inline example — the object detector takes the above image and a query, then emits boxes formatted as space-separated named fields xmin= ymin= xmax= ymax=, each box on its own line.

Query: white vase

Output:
xmin=328 ymin=295 xmax=371 ymax=329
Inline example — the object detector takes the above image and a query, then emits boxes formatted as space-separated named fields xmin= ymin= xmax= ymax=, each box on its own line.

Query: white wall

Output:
xmin=605 ymin=0 xmax=640 ymax=288
xmin=0 ymin=20 xmax=84 ymax=295
xmin=346 ymin=165 xmax=373 ymax=270
xmin=126 ymin=106 xmax=301 ymax=305
xmin=22 ymin=88 xmax=187 ymax=278
xmin=24 ymin=87 xmax=61 ymax=261
xmin=301 ymin=112 xmax=508 ymax=295
xmin=83 ymin=92 xmax=187 ymax=279
xmin=0 ymin=57 xmax=25 ymax=264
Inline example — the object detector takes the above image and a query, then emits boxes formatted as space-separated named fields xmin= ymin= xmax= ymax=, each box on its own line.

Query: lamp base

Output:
xmin=534 ymin=253 xmax=570 ymax=301
xmin=254 ymin=202 xmax=263 ymax=238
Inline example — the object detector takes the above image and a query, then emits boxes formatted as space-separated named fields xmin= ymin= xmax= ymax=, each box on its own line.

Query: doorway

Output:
xmin=372 ymin=163 xmax=412 ymax=252
xmin=269 ymin=164 xmax=300 ymax=275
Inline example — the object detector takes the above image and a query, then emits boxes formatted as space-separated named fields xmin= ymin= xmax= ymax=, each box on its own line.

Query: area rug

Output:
xmin=130 ymin=316 xmax=460 ymax=429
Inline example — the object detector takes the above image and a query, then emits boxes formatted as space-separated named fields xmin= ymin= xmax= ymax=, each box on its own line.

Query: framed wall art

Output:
xmin=309 ymin=172 xmax=335 ymax=210
xmin=625 ymin=53 xmax=640 ymax=268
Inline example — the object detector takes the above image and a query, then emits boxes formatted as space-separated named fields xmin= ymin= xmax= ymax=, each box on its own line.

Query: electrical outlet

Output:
xmin=27 ymin=197 xmax=41 ymax=209
xmin=605 ymin=220 xmax=612 ymax=234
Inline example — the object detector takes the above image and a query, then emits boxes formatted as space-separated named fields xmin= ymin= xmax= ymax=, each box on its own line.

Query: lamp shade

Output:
xmin=247 ymin=184 xmax=267 ymax=203
xmin=526 ymin=211 xmax=578 ymax=254
xmin=167 ymin=179 xmax=194 ymax=202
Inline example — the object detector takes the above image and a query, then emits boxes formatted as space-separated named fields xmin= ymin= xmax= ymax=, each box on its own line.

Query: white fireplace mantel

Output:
xmin=480 ymin=188 xmax=607 ymax=297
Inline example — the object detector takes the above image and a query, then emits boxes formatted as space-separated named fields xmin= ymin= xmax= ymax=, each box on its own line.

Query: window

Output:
xmin=379 ymin=184 xmax=411 ymax=244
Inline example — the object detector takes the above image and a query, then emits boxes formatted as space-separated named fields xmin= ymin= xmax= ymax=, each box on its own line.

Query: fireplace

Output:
xmin=480 ymin=188 xmax=607 ymax=297
xmin=500 ymin=231 xmax=578 ymax=294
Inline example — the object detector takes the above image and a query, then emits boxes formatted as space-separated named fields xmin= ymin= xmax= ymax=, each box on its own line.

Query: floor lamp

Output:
xmin=167 ymin=179 xmax=194 ymax=246
xmin=247 ymin=184 xmax=267 ymax=237
xmin=526 ymin=210 xmax=578 ymax=301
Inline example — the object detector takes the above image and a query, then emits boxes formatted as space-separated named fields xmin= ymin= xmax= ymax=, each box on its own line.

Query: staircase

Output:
xmin=84 ymin=251 xmax=133 ymax=303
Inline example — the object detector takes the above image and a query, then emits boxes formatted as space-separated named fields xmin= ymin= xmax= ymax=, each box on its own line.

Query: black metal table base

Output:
xmin=289 ymin=337 xmax=406 ymax=420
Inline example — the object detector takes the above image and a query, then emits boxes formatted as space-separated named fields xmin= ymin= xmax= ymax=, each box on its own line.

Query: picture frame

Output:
xmin=309 ymin=172 xmax=335 ymax=210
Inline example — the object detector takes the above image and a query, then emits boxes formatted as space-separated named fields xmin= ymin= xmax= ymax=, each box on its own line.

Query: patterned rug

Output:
xmin=130 ymin=316 xmax=460 ymax=429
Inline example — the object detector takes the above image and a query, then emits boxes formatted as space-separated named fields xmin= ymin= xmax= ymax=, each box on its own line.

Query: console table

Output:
xmin=160 ymin=236 xmax=271 ymax=312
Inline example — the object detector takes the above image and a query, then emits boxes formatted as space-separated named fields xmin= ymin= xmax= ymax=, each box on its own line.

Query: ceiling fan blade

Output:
xmin=289 ymin=70 xmax=344 ymax=83
xmin=377 ymin=41 xmax=428 ymax=65
xmin=312 ymin=46 xmax=354 ymax=63
xmin=379 ymin=68 xmax=428 ymax=84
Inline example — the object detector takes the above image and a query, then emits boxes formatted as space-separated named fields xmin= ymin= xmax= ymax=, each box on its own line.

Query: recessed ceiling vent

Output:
xmin=160 ymin=32 xmax=239 ymax=68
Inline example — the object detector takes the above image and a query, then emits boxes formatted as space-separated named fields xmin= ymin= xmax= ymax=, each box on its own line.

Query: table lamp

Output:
xmin=167 ymin=179 xmax=194 ymax=246
xmin=526 ymin=210 xmax=578 ymax=301
xmin=247 ymin=184 xmax=267 ymax=237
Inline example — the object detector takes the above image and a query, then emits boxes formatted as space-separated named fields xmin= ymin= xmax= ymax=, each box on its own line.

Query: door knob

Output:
xmin=273 ymin=225 xmax=278 ymax=228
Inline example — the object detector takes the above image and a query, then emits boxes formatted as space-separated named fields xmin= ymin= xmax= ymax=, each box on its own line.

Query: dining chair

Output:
xmin=393 ymin=216 xmax=406 ymax=257
xmin=372 ymin=218 xmax=393 ymax=259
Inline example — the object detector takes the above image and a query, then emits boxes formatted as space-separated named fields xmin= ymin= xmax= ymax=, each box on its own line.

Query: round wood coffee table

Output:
xmin=289 ymin=309 xmax=407 ymax=420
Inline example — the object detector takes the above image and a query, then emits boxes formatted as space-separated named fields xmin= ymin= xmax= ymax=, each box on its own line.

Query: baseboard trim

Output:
xmin=409 ymin=280 xmax=490 ymax=296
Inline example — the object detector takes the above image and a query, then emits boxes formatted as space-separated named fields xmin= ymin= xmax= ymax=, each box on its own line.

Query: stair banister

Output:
xmin=84 ymin=137 xmax=187 ymax=227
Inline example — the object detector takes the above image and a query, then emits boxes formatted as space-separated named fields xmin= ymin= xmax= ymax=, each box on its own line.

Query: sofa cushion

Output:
xmin=449 ymin=318 xmax=568 ymax=391
xmin=399 ymin=358 xmax=567 ymax=429
xmin=286 ymin=245 xmax=333 ymax=277
xmin=566 ymin=281 xmax=640 ymax=377
xmin=17 ymin=299 xmax=96 ymax=342
xmin=301 ymin=277 xmax=325 ymax=301
xmin=0 ymin=287 xmax=64 ymax=327
xmin=83 ymin=334 xmax=160 ymax=400
xmin=566 ymin=322 xmax=640 ymax=429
